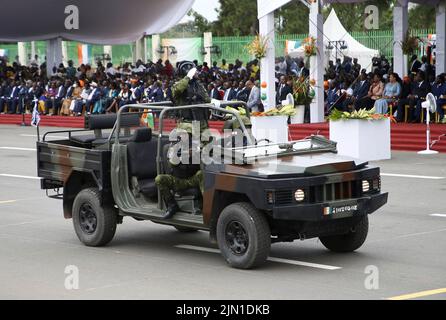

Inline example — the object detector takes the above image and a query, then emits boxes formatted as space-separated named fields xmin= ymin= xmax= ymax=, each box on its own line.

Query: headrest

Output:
xmin=85 ymin=113 xmax=140 ymax=130
xmin=131 ymin=127 xmax=152 ymax=143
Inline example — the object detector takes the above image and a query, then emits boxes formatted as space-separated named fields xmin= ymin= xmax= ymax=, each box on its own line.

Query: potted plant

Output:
xmin=246 ymin=34 xmax=268 ymax=60
xmin=302 ymin=36 xmax=318 ymax=65
xmin=401 ymin=31 xmax=419 ymax=75
xmin=249 ymin=105 xmax=296 ymax=143
xmin=291 ymin=76 xmax=316 ymax=124
xmin=328 ymin=108 xmax=393 ymax=161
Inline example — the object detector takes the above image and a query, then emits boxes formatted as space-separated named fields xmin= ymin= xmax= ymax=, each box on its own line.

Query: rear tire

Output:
xmin=216 ymin=202 xmax=271 ymax=269
xmin=319 ymin=215 xmax=369 ymax=253
xmin=72 ymin=188 xmax=117 ymax=247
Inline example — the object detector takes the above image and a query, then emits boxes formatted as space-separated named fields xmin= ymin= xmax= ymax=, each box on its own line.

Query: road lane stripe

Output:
xmin=388 ymin=288 xmax=446 ymax=300
xmin=0 ymin=174 xmax=40 ymax=180
xmin=175 ymin=245 xmax=341 ymax=270
xmin=0 ymin=200 xmax=17 ymax=205
xmin=430 ymin=214 xmax=446 ymax=218
xmin=0 ymin=147 xmax=36 ymax=151
xmin=20 ymin=134 xmax=64 ymax=139
xmin=381 ymin=173 xmax=444 ymax=180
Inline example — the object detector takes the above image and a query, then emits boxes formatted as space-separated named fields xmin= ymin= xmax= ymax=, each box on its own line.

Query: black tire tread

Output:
xmin=217 ymin=202 xmax=271 ymax=269
xmin=319 ymin=215 xmax=369 ymax=253
xmin=72 ymin=188 xmax=117 ymax=247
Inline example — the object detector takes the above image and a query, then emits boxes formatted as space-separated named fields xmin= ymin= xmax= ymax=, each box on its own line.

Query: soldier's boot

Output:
xmin=162 ymin=194 xmax=179 ymax=220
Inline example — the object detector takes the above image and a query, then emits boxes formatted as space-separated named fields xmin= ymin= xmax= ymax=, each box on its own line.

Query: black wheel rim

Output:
xmin=79 ymin=202 xmax=97 ymax=235
xmin=225 ymin=221 xmax=249 ymax=255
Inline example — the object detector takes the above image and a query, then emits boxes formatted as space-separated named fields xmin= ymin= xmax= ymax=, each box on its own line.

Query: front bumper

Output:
xmin=272 ymin=192 xmax=388 ymax=222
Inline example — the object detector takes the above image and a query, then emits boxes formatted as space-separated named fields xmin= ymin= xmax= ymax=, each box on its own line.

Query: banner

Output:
xmin=161 ymin=38 xmax=203 ymax=65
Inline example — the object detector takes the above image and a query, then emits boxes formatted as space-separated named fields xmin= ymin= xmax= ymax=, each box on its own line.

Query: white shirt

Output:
xmin=88 ymin=88 xmax=97 ymax=101
xmin=106 ymin=67 xmax=117 ymax=75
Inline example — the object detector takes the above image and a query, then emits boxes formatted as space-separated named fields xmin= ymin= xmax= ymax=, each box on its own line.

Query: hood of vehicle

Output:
xmin=219 ymin=152 xmax=368 ymax=178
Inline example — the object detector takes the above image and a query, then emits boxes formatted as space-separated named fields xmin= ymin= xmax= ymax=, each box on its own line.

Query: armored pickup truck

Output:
xmin=37 ymin=103 xmax=388 ymax=269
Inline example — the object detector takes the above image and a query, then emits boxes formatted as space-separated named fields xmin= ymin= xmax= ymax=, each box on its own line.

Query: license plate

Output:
xmin=323 ymin=204 xmax=358 ymax=216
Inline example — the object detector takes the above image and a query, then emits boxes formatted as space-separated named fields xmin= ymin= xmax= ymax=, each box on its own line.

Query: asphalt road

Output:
xmin=0 ymin=125 xmax=445 ymax=300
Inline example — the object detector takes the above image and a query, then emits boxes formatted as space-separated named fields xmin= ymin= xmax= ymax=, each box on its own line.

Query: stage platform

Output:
xmin=1 ymin=114 xmax=445 ymax=153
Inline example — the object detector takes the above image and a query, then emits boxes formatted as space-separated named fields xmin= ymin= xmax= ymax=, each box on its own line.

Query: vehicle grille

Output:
xmin=272 ymin=181 xmax=360 ymax=205
xmin=274 ymin=190 xmax=294 ymax=205
xmin=310 ymin=181 xmax=360 ymax=203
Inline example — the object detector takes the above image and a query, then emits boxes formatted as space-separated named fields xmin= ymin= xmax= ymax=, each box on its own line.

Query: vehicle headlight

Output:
xmin=362 ymin=180 xmax=370 ymax=193
xmin=295 ymin=189 xmax=305 ymax=202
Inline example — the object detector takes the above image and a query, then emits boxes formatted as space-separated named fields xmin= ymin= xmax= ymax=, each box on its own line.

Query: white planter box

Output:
xmin=290 ymin=105 xmax=305 ymax=124
xmin=329 ymin=119 xmax=391 ymax=161
xmin=250 ymin=116 xmax=289 ymax=143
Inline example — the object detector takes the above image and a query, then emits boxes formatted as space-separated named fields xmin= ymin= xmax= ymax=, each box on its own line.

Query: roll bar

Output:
xmin=112 ymin=101 xmax=254 ymax=176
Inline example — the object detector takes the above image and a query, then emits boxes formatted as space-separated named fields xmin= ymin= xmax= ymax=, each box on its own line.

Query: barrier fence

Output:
xmin=0 ymin=29 xmax=436 ymax=67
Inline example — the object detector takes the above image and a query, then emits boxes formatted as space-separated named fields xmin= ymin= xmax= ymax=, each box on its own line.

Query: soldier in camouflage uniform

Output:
xmin=156 ymin=62 xmax=210 ymax=219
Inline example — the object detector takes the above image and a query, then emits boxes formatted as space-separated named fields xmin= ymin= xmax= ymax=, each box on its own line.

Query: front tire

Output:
xmin=72 ymin=188 xmax=117 ymax=247
xmin=216 ymin=202 xmax=271 ymax=269
xmin=319 ymin=215 xmax=369 ymax=253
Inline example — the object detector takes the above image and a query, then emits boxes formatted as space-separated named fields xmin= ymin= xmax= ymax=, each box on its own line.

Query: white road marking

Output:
xmin=381 ymin=173 xmax=445 ymax=180
xmin=369 ymin=228 xmax=446 ymax=244
xmin=175 ymin=245 xmax=342 ymax=270
xmin=0 ymin=147 xmax=36 ymax=151
xmin=0 ymin=200 xmax=16 ymax=205
xmin=430 ymin=214 xmax=446 ymax=218
xmin=0 ymin=174 xmax=40 ymax=180
xmin=20 ymin=134 xmax=64 ymax=139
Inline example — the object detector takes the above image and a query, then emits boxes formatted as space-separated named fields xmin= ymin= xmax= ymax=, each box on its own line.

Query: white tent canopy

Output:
xmin=288 ymin=9 xmax=379 ymax=72
xmin=0 ymin=0 xmax=194 ymax=44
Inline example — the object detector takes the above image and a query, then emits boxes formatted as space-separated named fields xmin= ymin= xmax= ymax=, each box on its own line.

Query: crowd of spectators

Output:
xmin=324 ymin=54 xmax=444 ymax=123
xmin=0 ymin=52 xmax=444 ymax=123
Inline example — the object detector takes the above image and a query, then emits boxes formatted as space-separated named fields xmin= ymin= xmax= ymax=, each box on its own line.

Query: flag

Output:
xmin=31 ymin=99 xmax=40 ymax=127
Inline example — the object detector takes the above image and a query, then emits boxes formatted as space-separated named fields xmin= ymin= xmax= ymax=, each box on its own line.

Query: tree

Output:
xmin=189 ymin=10 xmax=213 ymax=34
xmin=213 ymin=0 xmax=258 ymax=36
xmin=408 ymin=5 xmax=436 ymax=29
xmin=277 ymin=1 xmax=309 ymax=34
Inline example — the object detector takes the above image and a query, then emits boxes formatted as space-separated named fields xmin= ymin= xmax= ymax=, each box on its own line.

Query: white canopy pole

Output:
xmin=135 ymin=35 xmax=147 ymax=63
xmin=204 ymin=32 xmax=213 ymax=66
xmin=309 ymin=0 xmax=324 ymax=123
xmin=46 ymin=38 xmax=63 ymax=77
xmin=393 ymin=1 xmax=408 ymax=77
xmin=17 ymin=42 xmax=27 ymax=66
xmin=259 ymin=12 xmax=276 ymax=110
xmin=436 ymin=1 xmax=446 ymax=74
xmin=104 ymin=45 xmax=113 ymax=63
xmin=152 ymin=34 xmax=161 ymax=62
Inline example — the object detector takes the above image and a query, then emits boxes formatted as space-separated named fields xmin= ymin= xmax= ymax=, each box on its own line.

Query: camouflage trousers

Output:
xmin=155 ymin=171 xmax=204 ymax=203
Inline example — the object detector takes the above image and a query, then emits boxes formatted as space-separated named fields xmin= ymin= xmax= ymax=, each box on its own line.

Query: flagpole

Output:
xmin=32 ymin=98 xmax=41 ymax=141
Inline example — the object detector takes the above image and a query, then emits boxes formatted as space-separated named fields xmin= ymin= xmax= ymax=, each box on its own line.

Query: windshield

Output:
xmin=220 ymin=136 xmax=337 ymax=164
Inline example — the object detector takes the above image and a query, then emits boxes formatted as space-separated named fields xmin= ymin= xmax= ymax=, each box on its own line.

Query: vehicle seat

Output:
xmin=127 ymin=127 xmax=158 ymax=198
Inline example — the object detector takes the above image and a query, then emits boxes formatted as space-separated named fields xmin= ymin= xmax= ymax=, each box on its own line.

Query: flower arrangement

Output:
xmin=328 ymin=108 xmax=396 ymax=122
xmin=401 ymin=31 xmax=419 ymax=55
xmin=302 ymin=37 xmax=318 ymax=57
xmin=246 ymin=34 xmax=268 ymax=60
xmin=292 ymin=76 xmax=316 ymax=105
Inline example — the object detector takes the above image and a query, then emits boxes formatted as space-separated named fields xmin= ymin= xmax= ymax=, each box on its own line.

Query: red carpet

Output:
xmin=1 ymin=114 xmax=445 ymax=153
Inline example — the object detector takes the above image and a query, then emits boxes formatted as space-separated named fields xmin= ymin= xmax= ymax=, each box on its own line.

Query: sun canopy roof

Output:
xmin=0 ymin=0 xmax=194 ymax=44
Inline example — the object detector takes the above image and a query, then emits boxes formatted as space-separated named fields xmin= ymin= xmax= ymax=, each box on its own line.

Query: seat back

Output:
xmin=85 ymin=113 xmax=140 ymax=130
xmin=127 ymin=128 xmax=158 ymax=180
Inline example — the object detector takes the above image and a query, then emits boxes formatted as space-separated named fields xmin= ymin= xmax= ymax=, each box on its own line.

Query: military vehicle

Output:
xmin=37 ymin=103 xmax=388 ymax=269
